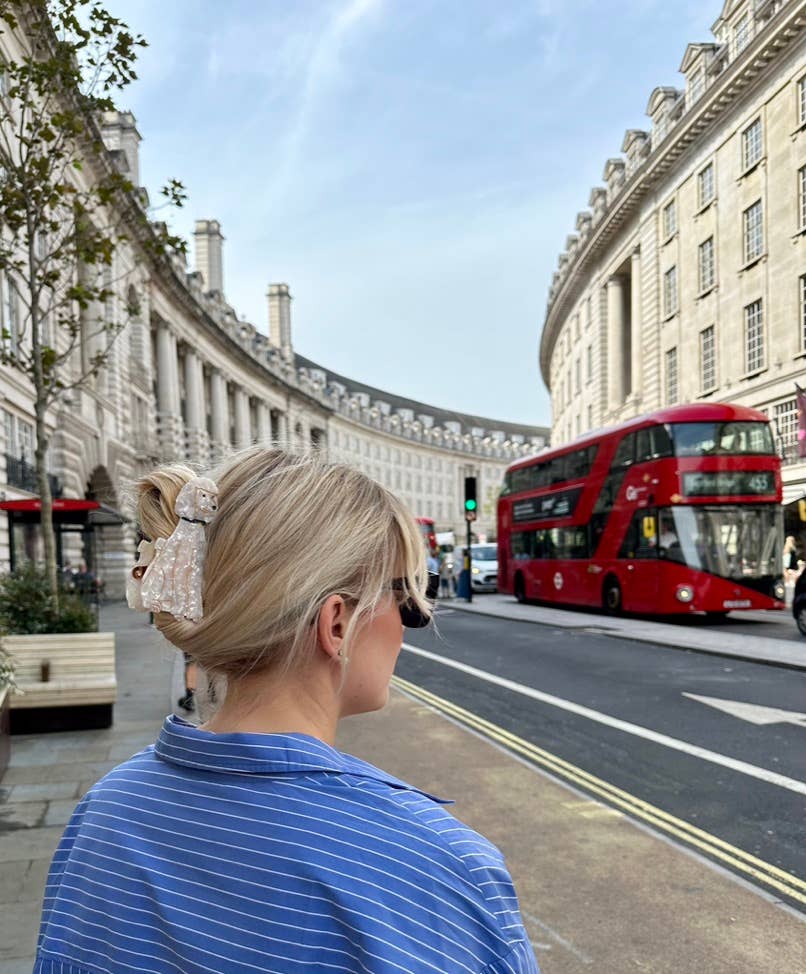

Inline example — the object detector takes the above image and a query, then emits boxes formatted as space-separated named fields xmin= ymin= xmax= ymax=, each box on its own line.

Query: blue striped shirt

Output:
xmin=36 ymin=715 xmax=539 ymax=974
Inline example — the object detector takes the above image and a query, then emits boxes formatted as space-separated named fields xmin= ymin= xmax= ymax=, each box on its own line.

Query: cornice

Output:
xmin=539 ymin=0 xmax=806 ymax=387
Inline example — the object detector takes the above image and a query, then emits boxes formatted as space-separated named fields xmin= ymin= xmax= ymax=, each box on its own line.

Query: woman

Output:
xmin=35 ymin=448 xmax=539 ymax=974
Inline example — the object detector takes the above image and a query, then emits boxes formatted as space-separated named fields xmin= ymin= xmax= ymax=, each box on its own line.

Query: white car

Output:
xmin=454 ymin=543 xmax=498 ymax=593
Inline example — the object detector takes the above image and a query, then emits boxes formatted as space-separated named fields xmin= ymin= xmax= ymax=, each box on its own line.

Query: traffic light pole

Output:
xmin=465 ymin=516 xmax=473 ymax=603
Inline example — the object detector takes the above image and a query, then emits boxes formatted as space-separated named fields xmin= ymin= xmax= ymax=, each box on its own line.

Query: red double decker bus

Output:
xmin=497 ymin=403 xmax=785 ymax=616
xmin=416 ymin=516 xmax=439 ymax=557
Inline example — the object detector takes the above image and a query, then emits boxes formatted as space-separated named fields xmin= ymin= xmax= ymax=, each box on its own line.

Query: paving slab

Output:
xmin=6 ymin=782 xmax=79 ymax=803
xmin=0 ymin=801 xmax=46 ymax=830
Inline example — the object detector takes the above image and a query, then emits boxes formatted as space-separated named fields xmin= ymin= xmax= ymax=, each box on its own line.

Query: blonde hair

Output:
xmin=134 ymin=448 xmax=429 ymax=680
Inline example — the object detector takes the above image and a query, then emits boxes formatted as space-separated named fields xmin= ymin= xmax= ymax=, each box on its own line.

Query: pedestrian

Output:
xmin=439 ymin=550 xmax=454 ymax=598
xmin=35 ymin=447 xmax=539 ymax=974
xmin=177 ymin=651 xmax=197 ymax=712
xmin=783 ymin=535 xmax=800 ymax=582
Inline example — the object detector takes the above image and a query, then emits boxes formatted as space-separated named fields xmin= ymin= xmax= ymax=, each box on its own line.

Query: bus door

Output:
xmin=617 ymin=510 xmax=659 ymax=612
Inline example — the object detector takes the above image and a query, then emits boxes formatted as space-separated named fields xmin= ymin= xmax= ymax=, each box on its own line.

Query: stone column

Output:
xmin=155 ymin=321 xmax=183 ymax=457
xmin=234 ymin=387 xmax=251 ymax=449
xmin=630 ymin=249 xmax=642 ymax=403
xmin=210 ymin=369 xmax=229 ymax=457
xmin=606 ymin=276 xmax=625 ymax=411
xmin=256 ymin=402 xmax=272 ymax=445
xmin=184 ymin=349 xmax=209 ymax=464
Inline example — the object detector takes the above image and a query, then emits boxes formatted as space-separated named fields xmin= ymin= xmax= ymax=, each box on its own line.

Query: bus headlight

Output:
xmin=774 ymin=581 xmax=785 ymax=601
xmin=675 ymin=584 xmax=694 ymax=604
xmin=472 ymin=567 xmax=480 ymax=575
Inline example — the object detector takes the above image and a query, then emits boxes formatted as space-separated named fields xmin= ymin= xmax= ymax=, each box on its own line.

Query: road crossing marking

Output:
xmin=391 ymin=673 xmax=806 ymax=907
xmin=683 ymin=693 xmax=806 ymax=727
xmin=401 ymin=643 xmax=806 ymax=797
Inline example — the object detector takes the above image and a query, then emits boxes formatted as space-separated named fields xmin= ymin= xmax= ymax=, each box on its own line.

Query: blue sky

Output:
xmin=108 ymin=0 xmax=716 ymax=427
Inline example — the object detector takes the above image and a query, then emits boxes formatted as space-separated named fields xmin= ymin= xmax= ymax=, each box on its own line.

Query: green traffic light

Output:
xmin=465 ymin=499 xmax=477 ymax=511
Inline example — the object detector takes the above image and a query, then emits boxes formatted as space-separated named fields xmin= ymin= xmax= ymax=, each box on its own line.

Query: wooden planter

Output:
xmin=4 ymin=632 xmax=117 ymax=734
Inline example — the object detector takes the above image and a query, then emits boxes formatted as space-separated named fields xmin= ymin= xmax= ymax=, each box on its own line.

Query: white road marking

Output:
xmin=401 ymin=643 xmax=806 ymax=797
xmin=683 ymin=693 xmax=806 ymax=727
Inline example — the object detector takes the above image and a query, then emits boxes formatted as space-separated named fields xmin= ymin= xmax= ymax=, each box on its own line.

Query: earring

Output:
xmin=337 ymin=647 xmax=349 ymax=664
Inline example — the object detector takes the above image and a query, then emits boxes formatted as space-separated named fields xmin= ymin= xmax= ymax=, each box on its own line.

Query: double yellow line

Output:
xmin=392 ymin=674 xmax=806 ymax=907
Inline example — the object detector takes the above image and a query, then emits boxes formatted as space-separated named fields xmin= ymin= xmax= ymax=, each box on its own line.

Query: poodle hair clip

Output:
xmin=131 ymin=477 xmax=219 ymax=623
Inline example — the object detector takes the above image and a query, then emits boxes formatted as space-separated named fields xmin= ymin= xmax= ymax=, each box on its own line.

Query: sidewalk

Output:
xmin=444 ymin=593 xmax=806 ymax=670
xmin=1 ymin=604 xmax=804 ymax=973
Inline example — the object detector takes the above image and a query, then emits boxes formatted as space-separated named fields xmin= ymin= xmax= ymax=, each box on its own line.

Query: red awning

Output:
xmin=0 ymin=498 xmax=100 ymax=513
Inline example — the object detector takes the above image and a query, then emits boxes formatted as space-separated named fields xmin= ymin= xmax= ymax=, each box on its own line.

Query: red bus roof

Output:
xmin=507 ymin=402 xmax=771 ymax=473
xmin=415 ymin=516 xmax=435 ymax=526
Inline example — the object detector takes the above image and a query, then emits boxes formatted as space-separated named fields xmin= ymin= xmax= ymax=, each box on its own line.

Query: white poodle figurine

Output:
xmin=139 ymin=477 xmax=219 ymax=622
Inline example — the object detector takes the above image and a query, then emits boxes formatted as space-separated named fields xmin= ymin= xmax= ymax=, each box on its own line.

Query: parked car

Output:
xmin=454 ymin=543 xmax=498 ymax=593
xmin=792 ymin=571 xmax=806 ymax=635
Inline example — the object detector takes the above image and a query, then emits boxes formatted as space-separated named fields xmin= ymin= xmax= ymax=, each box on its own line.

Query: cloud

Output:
xmin=271 ymin=0 xmax=384 ymax=202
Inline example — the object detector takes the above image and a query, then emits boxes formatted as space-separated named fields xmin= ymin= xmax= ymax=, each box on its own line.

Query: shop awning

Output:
xmin=0 ymin=498 xmax=126 ymax=527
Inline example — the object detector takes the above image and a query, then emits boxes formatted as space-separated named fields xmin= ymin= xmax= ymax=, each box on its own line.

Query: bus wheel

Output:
xmin=514 ymin=574 xmax=526 ymax=604
xmin=603 ymin=577 xmax=622 ymax=615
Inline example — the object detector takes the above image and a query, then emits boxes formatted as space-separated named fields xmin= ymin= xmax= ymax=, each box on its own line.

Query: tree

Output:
xmin=0 ymin=0 xmax=186 ymax=603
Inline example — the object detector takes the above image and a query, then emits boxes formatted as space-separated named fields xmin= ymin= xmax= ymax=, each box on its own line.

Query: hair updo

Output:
xmin=134 ymin=447 xmax=429 ymax=679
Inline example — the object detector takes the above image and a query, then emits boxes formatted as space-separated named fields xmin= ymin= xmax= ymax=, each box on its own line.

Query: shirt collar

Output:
xmin=154 ymin=715 xmax=450 ymax=803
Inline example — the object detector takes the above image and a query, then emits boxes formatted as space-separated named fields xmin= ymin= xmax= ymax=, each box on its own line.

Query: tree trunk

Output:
xmin=34 ymin=405 xmax=58 ymax=608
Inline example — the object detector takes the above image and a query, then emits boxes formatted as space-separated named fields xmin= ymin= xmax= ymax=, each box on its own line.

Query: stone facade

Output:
xmin=0 ymin=26 xmax=547 ymax=596
xmin=541 ymin=0 xmax=806 ymax=501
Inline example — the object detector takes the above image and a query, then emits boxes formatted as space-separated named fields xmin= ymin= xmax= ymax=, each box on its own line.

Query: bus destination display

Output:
xmin=681 ymin=471 xmax=775 ymax=496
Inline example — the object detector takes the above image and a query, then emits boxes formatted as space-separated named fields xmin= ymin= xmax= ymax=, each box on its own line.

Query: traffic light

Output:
xmin=464 ymin=476 xmax=477 ymax=521
xmin=799 ymin=498 xmax=806 ymax=522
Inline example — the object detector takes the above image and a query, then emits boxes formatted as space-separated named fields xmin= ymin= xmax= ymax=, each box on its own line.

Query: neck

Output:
xmin=200 ymin=664 xmax=340 ymax=745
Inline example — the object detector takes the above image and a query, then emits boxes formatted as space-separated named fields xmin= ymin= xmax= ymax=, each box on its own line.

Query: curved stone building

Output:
xmin=0 ymin=25 xmax=547 ymax=596
xmin=540 ymin=0 xmax=806 ymax=501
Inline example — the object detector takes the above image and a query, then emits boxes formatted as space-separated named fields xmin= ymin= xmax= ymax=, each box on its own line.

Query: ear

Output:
xmin=316 ymin=594 xmax=351 ymax=661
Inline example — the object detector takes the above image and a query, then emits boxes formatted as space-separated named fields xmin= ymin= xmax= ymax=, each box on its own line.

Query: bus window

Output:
xmin=619 ymin=511 xmax=658 ymax=559
xmin=612 ymin=432 xmax=636 ymax=469
xmin=635 ymin=425 xmax=673 ymax=463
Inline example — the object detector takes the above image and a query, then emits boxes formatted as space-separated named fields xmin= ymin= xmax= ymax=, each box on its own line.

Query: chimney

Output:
xmin=100 ymin=110 xmax=141 ymax=185
xmin=267 ymin=283 xmax=293 ymax=361
xmin=193 ymin=220 xmax=224 ymax=294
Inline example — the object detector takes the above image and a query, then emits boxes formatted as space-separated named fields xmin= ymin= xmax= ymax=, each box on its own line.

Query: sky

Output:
xmin=106 ymin=0 xmax=718 ymax=428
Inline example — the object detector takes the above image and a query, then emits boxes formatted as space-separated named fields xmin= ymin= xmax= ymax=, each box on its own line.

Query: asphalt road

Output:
xmin=399 ymin=606 xmax=806 ymax=910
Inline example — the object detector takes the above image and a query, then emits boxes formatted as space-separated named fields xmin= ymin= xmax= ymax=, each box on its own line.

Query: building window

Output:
xmin=587 ymin=405 xmax=593 ymax=430
xmin=2 ymin=408 xmax=34 ymax=461
xmin=734 ymin=13 xmax=750 ymax=56
xmin=662 ymin=199 xmax=677 ymax=239
xmin=698 ymin=237 xmax=715 ymax=293
xmin=799 ymin=75 xmax=806 ymax=127
xmin=0 ymin=274 xmax=19 ymax=354
xmin=743 ymin=200 xmax=763 ymax=263
xmin=665 ymin=347 xmax=678 ymax=405
xmin=574 ymin=315 xmax=581 ymax=340
xmin=741 ymin=117 xmax=762 ymax=171
xmin=774 ymin=399 xmax=798 ymax=464
xmin=700 ymin=325 xmax=716 ymax=393
xmin=585 ymin=296 xmax=592 ymax=329
xmin=800 ymin=274 xmax=806 ymax=350
xmin=586 ymin=344 xmax=593 ymax=381
xmin=698 ymin=162 xmax=715 ymax=208
xmin=574 ymin=358 xmax=581 ymax=394
xmin=688 ymin=68 xmax=704 ymax=105
xmin=799 ymin=165 xmax=806 ymax=232
xmin=663 ymin=266 xmax=678 ymax=317
xmin=744 ymin=299 xmax=764 ymax=373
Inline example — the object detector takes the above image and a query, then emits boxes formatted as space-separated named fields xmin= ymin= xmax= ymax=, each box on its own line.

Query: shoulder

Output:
xmin=334 ymin=769 xmax=519 ymax=917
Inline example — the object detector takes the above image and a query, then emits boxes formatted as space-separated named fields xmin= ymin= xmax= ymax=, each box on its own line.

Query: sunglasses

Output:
xmin=392 ymin=572 xmax=439 ymax=628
